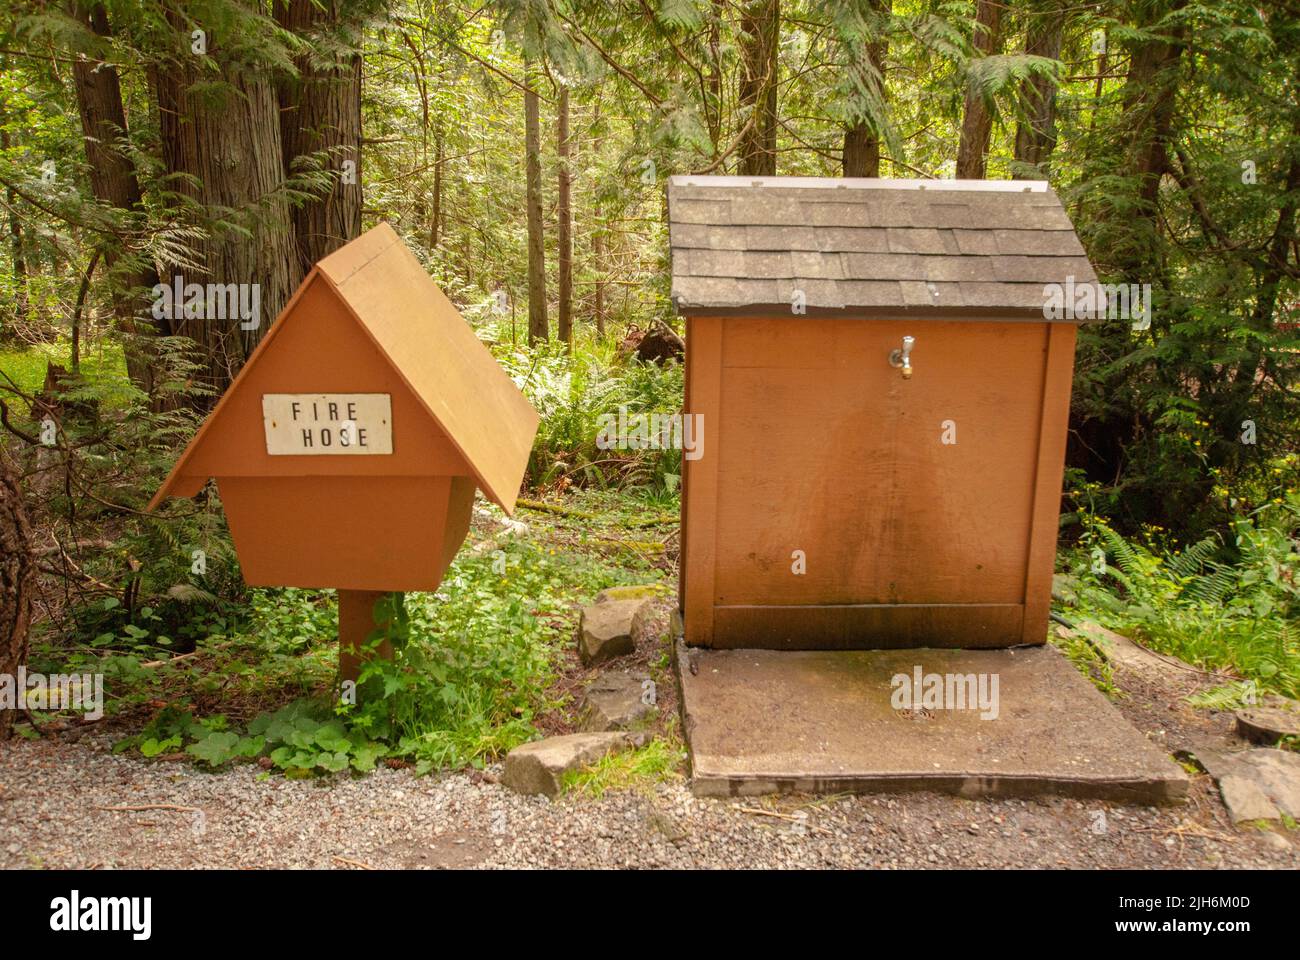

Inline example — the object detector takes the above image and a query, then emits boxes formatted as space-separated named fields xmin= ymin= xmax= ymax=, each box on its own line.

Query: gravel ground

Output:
xmin=1 ymin=731 xmax=1295 ymax=869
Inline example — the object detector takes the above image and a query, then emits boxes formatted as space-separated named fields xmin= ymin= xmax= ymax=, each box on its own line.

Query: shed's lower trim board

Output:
xmin=707 ymin=603 xmax=1026 ymax=649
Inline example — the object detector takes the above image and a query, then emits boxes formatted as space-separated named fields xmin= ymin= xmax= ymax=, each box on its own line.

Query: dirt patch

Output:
xmin=536 ymin=597 xmax=679 ymax=743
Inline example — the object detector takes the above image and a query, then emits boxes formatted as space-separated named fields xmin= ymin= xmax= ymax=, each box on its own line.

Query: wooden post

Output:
xmin=338 ymin=589 xmax=394 ymax=685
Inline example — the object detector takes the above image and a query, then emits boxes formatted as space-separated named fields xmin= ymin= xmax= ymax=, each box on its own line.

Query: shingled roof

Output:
xmin=667 ymin=176 xmax=1099 ymax=319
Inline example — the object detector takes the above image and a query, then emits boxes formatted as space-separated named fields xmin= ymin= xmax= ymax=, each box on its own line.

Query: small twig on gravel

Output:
xmin=734 ymin=805 xmax=833 ymax=835
xmin=95 ymin=803 xmax=201 ymax=814
xmin=332 ymin=855 xmax=374 ymax=870
xmin=1134 ymin=819 xmax=1238 ymax=843
xmin=735 ymin=805 xmax=801 ymax=822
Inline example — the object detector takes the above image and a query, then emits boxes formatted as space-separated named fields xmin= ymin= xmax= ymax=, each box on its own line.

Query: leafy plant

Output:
xmin=1064 ymin=496 xmax=1300 ymax=699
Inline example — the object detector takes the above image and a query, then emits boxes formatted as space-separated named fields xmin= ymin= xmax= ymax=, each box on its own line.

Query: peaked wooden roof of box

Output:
xmin=149 ymin=222 xmax=539 ymax=514
xmin=667 ymin=176 xmax=1099 ymax=319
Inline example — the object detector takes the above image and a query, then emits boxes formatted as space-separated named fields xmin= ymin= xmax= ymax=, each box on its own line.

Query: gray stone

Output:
xmin=501 ymin=733 xmax=630 ymax=798
xmin=581 ymin=672 xmax=657 ymax=731
xmin=1219 ymin=775 xmax=1280 ymax=824
xmin=1186 ymin=744 xmax=1300 ymax=823
xmin=1185 ymin=744 xmax=1244 ymax=782
xmin=1238 ymin=749 xmax=1300 ymax=820
xmin=577 ymin=599 xmax=650 ymax=665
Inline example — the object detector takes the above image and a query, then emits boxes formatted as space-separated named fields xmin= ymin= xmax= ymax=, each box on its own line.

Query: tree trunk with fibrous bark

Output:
xmin=0 ymin=442 xmax=34 ymax=740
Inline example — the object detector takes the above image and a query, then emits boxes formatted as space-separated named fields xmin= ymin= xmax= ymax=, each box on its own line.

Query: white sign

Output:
xmin=262 ymin=393 xmax=392 ymax=455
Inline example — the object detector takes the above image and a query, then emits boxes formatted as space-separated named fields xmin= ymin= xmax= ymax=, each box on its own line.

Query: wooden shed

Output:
xmin=149 ymin=222 xmax=540 ymax=596
xmin=668 ymin=176 xmax=1098 ymax=650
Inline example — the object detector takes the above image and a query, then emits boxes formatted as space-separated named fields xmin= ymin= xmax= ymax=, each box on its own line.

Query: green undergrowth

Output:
xmin=1057 ymin=494 xmax=1300 ymax=701
xmin=561 ymin=735 xmax=688 ymax=799
xmin=36 ymin=490 xmax=674 ymax=775
xmin=0 ymin=338 xmax=132 ymax=411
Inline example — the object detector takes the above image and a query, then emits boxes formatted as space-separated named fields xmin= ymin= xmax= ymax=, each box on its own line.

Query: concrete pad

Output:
xmin=676 ymin=643 xmax=1189 ymax=804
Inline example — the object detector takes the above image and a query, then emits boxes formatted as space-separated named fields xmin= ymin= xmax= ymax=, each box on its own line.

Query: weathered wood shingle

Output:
xmin=667 ymin=176 xmax=1099 ymax=319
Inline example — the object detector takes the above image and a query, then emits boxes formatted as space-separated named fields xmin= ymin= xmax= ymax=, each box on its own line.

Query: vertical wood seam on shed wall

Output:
xmin=1021 ymin=322 xmax=1077 ymax=643
xmin=683 ymin=315 xmax=723 ymax=645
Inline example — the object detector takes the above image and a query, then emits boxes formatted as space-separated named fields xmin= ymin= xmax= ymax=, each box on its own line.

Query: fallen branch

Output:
xmin=516 ymin=498 xmax=595 ymax=519
xmin=140 ymin=650 xmax=203 ymax=668
xmin=95 ymin=803 xmax=201 ymax=814
xmin=332 ymin=855 xmax=374 ymax=870
xmin=35 ymin=538 xmax=115 ymax=557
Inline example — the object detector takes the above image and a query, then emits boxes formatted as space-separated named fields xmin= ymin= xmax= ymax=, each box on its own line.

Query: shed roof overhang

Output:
xmin=668 ymin=176 xmax=1107 ymax=322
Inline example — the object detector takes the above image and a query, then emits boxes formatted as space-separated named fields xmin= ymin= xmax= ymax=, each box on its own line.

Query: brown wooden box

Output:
xmin=669 ymin=177 xmax=1099 ymax=650
xmin=149 ymin=223 xmax=539 ymax=594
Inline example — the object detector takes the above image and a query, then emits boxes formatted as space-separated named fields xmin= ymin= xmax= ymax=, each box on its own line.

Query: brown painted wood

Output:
xmin=713 ymin=318 xmax=1045 ymax=606
xmin=167 ymin=276 xmax=472 ymax=483
xmin=150 ymin=223 xmax=539 ymax=514
xmin=219 ymin=475 xmax=454 ymax=591
xmin=681 ymin=316 xmax=723 ymax=645
xmin=1021 ymin=322 xmax=1077 ymax=643
xmin=147 ymin=224 xmax=541 ymax=679
xmin=711 ymin=604 xmax=1025 ymax=649
xmin=338 ymin=589 xmax=393 ymax=685
xmin=682 ymin=314 xmax=1074 ymax=650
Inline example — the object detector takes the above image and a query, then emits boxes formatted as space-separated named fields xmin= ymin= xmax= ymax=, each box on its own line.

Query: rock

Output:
xmin=1184 ymin=744 xmax=1242 ymax=782
xmin=1050 ymin=573 xmax=1079 ymax=606
xmin=1186 ymin=743 xmax=1300 ymax=823
xmin=1219 ymin=775 xmax=1279 ymax=823
xmin=645 ymin=809 xmax=688 ymax=843
xmin=581 ymin=672 xmax=657 ymax=731
xmin=498 ymin=517 xmax=529 ymax=538
xmin=1056 ymin=618 xmax=1176 ymax=678
xmin=1237 ymin=749 xmax=1300 ymax=820
xmin=577 ymin=599 xmax=649 ymax=665
xmin=501 ymin=733 xmax=630 ymax=798
xmin=1261 ymin=830 xmax=1292 ymax=853
xmin=1236 ymin=704 xmax=1300 ymax=745
xmin=596 ymin=584 xmax=661 ymax=604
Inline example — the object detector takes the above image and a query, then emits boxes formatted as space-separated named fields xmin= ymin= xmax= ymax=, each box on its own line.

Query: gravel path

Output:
xmin=1 ymin=732 xmax=1295 ymax=869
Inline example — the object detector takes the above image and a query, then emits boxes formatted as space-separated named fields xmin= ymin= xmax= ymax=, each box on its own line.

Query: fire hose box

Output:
xmin=149 ymin=223 xmax=539 ymax=675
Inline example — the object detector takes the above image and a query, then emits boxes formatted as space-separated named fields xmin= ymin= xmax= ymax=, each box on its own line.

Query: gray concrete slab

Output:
xmin=676 ymin=642 xmax=1189 ymax=804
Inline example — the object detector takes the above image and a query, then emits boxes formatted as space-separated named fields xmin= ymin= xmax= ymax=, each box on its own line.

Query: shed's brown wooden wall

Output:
xmin=681 ymin=315 xmax=1077 ymax=649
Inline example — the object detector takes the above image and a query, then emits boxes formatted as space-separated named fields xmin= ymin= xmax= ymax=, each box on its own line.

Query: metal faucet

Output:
xmin=889 ymin=335 xmax=915 ymax=379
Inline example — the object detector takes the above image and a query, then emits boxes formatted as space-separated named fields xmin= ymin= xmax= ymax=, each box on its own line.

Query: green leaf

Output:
xmin=186 ymin=731 xmax=240 ymax=767
xmin=314 ymin=751 xmax=350 ymax=773
xmin=140 ymin=735 xmax=182 ymax=758
xmin=312 ymin=720 xmax=350 ymax=753
xmin=349 ymin=741 xmax=388 ymax=773
xmin=232 ymin=735 xmax=266 ymax=758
